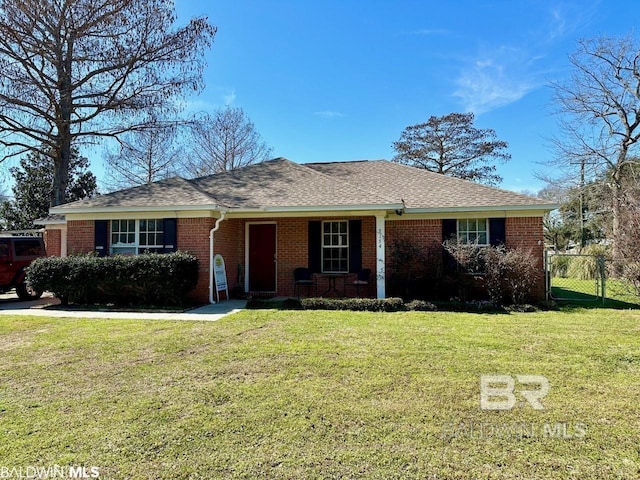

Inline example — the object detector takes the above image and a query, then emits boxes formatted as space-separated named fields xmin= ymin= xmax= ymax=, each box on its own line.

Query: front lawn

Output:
xmin=0 ymin=310 xmax=639 ymax=479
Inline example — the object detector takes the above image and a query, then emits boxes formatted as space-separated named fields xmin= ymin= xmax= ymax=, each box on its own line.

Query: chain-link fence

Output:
xmin=545 ymin=252 xmax=606 ymax=304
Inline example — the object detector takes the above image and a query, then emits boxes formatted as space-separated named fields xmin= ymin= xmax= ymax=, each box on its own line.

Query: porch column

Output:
xmin=61 ymin=226 xmax=68 ymax=257
xmin=376 ymin=214 xmax=386 ymax=299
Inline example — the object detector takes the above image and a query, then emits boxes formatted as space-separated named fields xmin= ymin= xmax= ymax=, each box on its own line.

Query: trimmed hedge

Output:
xmin=301 ymin=297 xmax=406 ymax=312
xmin=245 ymin=297 xmax=437 ymax=312
xmin=27 ymin=252 xmax=199 ymax=307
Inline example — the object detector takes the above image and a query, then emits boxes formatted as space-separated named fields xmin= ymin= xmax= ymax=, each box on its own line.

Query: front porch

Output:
xmin=213 ymin=214 xmax=387 ymax=301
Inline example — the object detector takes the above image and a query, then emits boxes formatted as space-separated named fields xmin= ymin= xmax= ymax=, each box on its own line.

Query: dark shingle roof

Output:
xmin=306 ymin=160 xmax=553 ymax=210
xmin=190 ymin=158 xmax=395 ymax=208
xmin=53 ymin=158 xmax=554 ymax=213
xmin=56 ymin=176 xmax=218 ymax=210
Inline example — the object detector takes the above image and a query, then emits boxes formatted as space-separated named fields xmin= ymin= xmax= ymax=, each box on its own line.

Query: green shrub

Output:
xmin=300 ymin=297 xmax=406 ymax=312
xmin=549 ymin=254 xmax=571 ymax=278
xmin=566 ymin=245 xmax=608 ymax=280
xmin=27 ymin=251 xmax=199 ymax=306
xmin=405 ymin=299 xmax=437 ymax=311
xmin=245 ymin=298 xmax=303 ymax=310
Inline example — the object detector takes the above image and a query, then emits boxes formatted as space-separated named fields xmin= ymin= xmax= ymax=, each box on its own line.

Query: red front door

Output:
xmin=248 ymin=224 xmax=276 ymax=292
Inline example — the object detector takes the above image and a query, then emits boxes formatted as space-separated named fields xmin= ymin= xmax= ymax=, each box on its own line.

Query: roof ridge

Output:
xmin=183 ymin=176 xmax=230 ymax=208
xmin=189 ymin=157 xmax=290 ymax=182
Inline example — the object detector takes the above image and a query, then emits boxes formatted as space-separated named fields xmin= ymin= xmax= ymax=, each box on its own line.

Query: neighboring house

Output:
xmin=41 ymin=158 xmax=556 ymax=303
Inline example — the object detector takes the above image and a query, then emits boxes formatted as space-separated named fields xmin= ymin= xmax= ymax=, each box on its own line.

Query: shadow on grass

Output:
xmin=551 ymin=287 xmax=640 ymax=310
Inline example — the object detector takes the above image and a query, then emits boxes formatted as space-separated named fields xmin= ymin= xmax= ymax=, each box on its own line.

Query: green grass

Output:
xmin=551 ymin=277 xmax=640 ymax=308
xmin=1 ymin=310 xmax=639 ymax=479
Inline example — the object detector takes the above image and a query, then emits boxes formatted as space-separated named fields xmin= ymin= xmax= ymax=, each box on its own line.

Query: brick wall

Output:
xmin=60 ymin=214 xmax=547 ymax=303
xmin=67 ymin=220 xmax=95 ymax=254
xmin=177 ymin=217 xmax=215 ymax=303
xmin=505 ymin=216 xmax=545 ymax=299
xmin=44 ymin=228 xmax=62 ymax=257
xmin=212 ymin=218 xmax=244 ymax=296
xmin=384 ymin=216 xmax=546 ymax=301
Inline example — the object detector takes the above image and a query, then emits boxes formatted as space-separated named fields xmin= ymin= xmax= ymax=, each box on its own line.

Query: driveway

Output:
xmin=0 ymin=291 xmax=60 ymax=310
xmin=0 ymin=291 xmax=245 ymax=321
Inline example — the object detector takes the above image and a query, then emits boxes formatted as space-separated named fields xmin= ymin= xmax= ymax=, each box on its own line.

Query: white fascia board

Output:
xmin=35 ymin=219 xmax=67 ymax=226
xmin=230 ymin=203 xmax=404 ymax=214
xmin=49 ymin=204 xmax=222 ymax=215
xmin=404 ymin=204 xmax=557 ymax=215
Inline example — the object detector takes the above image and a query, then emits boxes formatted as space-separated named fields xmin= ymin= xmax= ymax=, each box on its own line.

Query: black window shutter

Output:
xmin=348 ymin=219 xmax=362 ymax=273
xmin=489 ymin=218 xmax=506 ymax=246
xmin=442 ymin=219 xmax=457 ymax=242
xmin=94 ymin=220 xmax=108 ymax=257
xmin=308 ymin=221 xmax=321 ymax=273
xmin=163 ymin=218 xmax=177 ymax=253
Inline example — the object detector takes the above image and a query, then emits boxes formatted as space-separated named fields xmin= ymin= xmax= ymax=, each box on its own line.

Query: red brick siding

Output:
xmin=212 ymin=218 xmax=244 ymax=295
xmin=177 ymin=217 xmax=215 ymax=303
xmin=385 ymin=218 xmax=443 ymax=262
xmin=44 ymin=228 xmax=62 ymax=257
xmin=505 ymin=216 xmax=545 ymax=299
xmin=62 ymin=215 xmax=546 ymax=303
xmin=67 ymin=220 xmax=95 ymax=254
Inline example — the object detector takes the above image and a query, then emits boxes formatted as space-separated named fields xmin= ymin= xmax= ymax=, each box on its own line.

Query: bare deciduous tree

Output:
xmin=183 ymin=107 xmax=272 ymax=177
xmin=0 ymin=0 xmax=216 ymax=205
xmin=104 ymin=117 xmax=184 ymax=191
xmin=549 ymin=35 xmax=640 ymax=260
xmin=392 ymin=112 xmax=511 ymax=186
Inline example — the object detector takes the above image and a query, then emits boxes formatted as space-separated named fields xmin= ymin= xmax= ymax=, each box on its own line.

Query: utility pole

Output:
xmin=579 ymin=158 xmax=586 ymax=250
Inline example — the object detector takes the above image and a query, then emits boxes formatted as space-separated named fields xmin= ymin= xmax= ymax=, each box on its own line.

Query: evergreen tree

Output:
xmin=0 ymin=150 xmax=97 ymax=230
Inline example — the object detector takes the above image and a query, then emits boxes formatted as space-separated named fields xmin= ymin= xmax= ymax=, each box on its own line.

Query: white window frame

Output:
xmin=139 ymin=219 xmax=164 ymax=252
xmin=457 ymin=218 xmax=489 ymax=245
xmin=110 ymin=219 xmax=163 ymax=255
xmin=321 ymin=220 xmax=349 ymax=273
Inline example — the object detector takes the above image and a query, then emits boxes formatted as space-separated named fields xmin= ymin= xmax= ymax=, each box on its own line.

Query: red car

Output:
xmin=0 ymin=236 xmax=46 ymax=300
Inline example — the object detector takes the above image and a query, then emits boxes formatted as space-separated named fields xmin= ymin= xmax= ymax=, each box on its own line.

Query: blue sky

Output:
xmin=170 ymin=0 xmax=639 ymax=194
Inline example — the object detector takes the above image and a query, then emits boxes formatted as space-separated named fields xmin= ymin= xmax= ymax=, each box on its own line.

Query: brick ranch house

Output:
xmin=40 ymin=158 xmax=555 ymax=303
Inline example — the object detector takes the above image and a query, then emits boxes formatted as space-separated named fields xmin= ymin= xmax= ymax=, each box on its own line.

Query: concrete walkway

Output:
xmin=0 ymin=293 xmax=246 ymax=321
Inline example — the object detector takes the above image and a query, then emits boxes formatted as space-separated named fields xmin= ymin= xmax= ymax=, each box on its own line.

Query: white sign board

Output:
xmin=213 ymin=254 xmax=229 ymax=302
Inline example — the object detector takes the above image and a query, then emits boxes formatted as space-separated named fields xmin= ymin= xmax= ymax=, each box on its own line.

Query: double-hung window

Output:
xmin=322 ymin=220 xmax=348 ymax=273
xmin=139 ymin=219 xmax=164 ymax=253
xmin=458 ymin=219 xmax=488 ymax=245
xmin=110 ymin=219 xmax=164 ymax=255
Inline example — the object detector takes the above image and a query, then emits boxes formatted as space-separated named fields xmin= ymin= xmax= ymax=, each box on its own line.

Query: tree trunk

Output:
xmin=51 ymin=36 xmax=74 ymax=207
xmin=51 ymin=138 xmax=71 ymax=207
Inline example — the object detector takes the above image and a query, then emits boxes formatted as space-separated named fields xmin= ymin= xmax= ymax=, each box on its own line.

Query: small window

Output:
xmin=322 ymin=221 xmax=348 ymax=273
xmin=458 ymin=219 xmax=488 ymax=245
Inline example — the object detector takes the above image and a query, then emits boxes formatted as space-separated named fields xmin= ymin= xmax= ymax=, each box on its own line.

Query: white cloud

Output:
xmin=313 ymin=111 xmax=346 ymax=119
xmin=453 ymin=47 xmax=545 ymax=114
